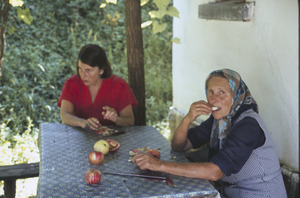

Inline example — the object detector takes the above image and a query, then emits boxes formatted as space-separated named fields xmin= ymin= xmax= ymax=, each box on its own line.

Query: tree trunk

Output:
xmin=0 ymin=0 xmax=10 ymax=79
xmin=125 ymin=0 xmax=146 ymax=125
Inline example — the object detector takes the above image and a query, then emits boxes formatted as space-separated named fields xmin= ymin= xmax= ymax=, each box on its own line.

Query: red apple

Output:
xmin=106 ymin=139 xmax=120 ymax=152
xmin=147 ymin=149 xmax=161 ymax=159
xmin=88 ymin=151 xmax=104 ymax=165
xmin=85 ymin=169 xmax=101 ymax=184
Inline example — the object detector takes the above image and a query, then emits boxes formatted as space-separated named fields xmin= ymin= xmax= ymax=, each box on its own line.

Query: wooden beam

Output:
xmin=0 ymin=162 xmax=39 ymax=180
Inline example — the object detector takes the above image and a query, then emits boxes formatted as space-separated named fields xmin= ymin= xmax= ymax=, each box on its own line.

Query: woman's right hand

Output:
xmin=83 ymin=117 xmax=101 ymax=130
xmin=185 ymin=100 xmax=212 ymax=122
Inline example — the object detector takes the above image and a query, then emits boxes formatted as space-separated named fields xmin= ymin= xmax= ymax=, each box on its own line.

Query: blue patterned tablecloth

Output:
xmin=37 ymin=123 xmax=219 ymax=198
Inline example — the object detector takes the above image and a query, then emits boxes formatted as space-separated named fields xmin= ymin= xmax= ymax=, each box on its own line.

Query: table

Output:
xmin=37 ymin=123 xmax=219 ymax=198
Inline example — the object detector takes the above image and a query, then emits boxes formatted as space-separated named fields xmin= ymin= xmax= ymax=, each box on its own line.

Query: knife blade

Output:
xmin=102 ymin=171 xmax=167 ymax=180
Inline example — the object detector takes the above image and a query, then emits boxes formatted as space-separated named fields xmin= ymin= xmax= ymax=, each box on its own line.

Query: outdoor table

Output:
xmin=37 ymin=123 xmax=219 ymax=198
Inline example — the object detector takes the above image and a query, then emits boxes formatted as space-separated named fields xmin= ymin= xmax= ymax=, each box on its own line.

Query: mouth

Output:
xmin=212 ymin=106 xmax=221 ymax=111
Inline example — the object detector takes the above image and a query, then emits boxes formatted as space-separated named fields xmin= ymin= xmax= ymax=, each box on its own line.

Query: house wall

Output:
xmin=171 ymin=0 xmax=298 ymax=172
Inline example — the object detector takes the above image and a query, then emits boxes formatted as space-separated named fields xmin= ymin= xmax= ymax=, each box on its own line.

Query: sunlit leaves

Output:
xmin=141 ymin=0 xmax=150 ymax=6
xmin=152 ymin=21 xmax=167 ymax=34
xmin=172 ymin=37 xmax=181 ymax=44
xmin=165 ymin=6 xmax=179 ymax=18
xmin=153 ymin=0 xmax=169 ymax=8
xmin=9 ymin=0 xmax=24 ymax=7
xmin=8 ymin=26 xmax=16 ymax=34
xmin=17 ymin=7 xmax=33 ymax=25
xmin=100 ymin=0 xmax=117 ymax=8
xmin=9 ymin=0 xmax=33 ymax=25
xmin=145 ymin=0 xmax=179 ymax=34
xmin=106 ymin=0 xmax=117 ymax=4
xmin=141 ymin=20 xmax=152 ymax=28
xmin=149 ymin=9 xmax=165 ymax=19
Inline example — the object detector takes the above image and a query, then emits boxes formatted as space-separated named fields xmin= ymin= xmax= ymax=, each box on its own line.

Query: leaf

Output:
xmin=166 ymin=6 xmax=179 ymax=18
xmin=153 ymin=0 xmax=170 ymax=9
xmin=152 ymin=21 xmax=167 ymax=34
xmin=8 ymin=26 xmax=16 ymax=34
xmin=99 ymin=3 xmax=107 ymax=8
xmin=141 ymin=21 xmax=152 ymax=28
xmin=106 ymin=0 xmax=117 ymax=4
xmin=149 ymin=9 xmax=166 ymax=19
xmin=17 ymin=8 xmax=33 ymax=25
xmin=172 ymin=37 xmax=181 ymax=44
xmin=141 ymin=0 xmax=150 ymax=6
xmin=9 ymin=0 xmax=24 ymax=7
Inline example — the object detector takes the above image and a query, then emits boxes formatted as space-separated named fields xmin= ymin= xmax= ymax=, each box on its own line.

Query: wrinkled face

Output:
xmin=206 ymin=76 xmax=233 ymax=120
xmin=78 ymin=60 xmax=103 ymax=86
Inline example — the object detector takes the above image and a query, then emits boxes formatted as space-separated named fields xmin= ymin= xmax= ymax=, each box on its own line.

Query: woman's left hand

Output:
xmin=132 ymin=153 xmax=161 ymax=171
xmin=102 ymin=106 xmax=118 ymax=122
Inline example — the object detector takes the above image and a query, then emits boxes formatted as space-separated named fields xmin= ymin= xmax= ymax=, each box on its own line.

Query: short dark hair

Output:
xmin=77 ymin=44 xmax=112 ymax=79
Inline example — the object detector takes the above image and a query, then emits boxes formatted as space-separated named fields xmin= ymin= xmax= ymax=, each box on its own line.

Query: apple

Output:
xmin=147 ymin=149 xmax=161 ymax=159
xmin=85 ymin=169 xmax=101 ymax=184
xmin=88 ymin=151 xmax=104 ymax=165
xmin=94 ymin=140 xmax=110 ymax=154
xmin=106 ymin=139 xmax=120 ymax=152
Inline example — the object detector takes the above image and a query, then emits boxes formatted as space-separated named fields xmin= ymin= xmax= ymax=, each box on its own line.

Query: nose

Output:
xmin=209 ymin=94 xmax=218 ymax=104
xmin=80 ymin=70 xmax=87 ymax=78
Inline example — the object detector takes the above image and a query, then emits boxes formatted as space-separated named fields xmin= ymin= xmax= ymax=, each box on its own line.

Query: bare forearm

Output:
xmin=171 ymin=116 xmax=193 ymax=151
xmin=115 ymin=116 xmax=134 ymax=126
xmin=60 ymin=112 xmax=86 ymax=128
xmin=158 ymin=161 xmax=224 ymax=181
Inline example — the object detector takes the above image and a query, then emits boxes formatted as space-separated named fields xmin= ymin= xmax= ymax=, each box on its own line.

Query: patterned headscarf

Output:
xmin=205 ymin=69 xmax=257 ymax=150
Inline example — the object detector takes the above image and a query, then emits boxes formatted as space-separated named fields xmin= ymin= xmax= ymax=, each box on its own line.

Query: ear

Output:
xmin=99 ymin=69 xmax=104 ymax=75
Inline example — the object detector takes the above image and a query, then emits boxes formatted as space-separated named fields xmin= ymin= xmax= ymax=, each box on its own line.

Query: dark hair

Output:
xmin=77 ymin=44 xmax=112 ymax=79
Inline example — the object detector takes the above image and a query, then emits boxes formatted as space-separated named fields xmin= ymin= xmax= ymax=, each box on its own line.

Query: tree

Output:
xmin=0 ymin=0 xmax=32 ymax=81
xmin=125 ymin=0 xmax=146 ymax=125
xmin=0 ymin=0 xmax=9 ymax=79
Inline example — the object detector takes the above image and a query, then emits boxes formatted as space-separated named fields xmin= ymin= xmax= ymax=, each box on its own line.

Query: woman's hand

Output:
xmin=186 ymin=100 xmax=212 ymax=122
xmin=84 ymin=117 xmax=101 ymax=130
xmin=171 ymin=100 xmax=211 ymax=152
xmin=132 ymin=153 xmax=161 ymax=172
xmin=102 ymin=106 xmax=118 ymax=122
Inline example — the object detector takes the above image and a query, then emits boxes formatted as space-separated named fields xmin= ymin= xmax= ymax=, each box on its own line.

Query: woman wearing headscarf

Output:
xmin=133 ymin=69 xmax=287 ymax=198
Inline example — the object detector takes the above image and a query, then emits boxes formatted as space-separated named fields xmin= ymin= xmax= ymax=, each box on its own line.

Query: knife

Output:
xmin=102 ymin=171 xmax=167 ymax=180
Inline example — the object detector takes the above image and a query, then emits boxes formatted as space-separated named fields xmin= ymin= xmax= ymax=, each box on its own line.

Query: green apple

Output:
xmin=94 ymin=140 xmax=109 ymax=155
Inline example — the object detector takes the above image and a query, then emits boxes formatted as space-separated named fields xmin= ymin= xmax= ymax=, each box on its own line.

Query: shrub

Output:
xmin=0 ymin=0 xmax=172 ymax=164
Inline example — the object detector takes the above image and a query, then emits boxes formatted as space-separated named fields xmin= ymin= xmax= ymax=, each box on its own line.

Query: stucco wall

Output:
xmin=172 ymin=0 xmax=298 ymax=171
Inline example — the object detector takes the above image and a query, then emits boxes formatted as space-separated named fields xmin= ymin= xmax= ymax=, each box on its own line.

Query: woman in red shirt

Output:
xmin=58 ymin=44 xmax=138 ymax=130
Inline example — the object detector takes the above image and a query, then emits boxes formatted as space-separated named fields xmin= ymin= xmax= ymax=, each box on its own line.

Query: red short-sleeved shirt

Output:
xmin=58 ymin=75 xmax=138 ymax=126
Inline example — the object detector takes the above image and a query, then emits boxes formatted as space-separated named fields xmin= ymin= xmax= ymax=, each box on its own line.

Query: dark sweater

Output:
xmin=187 ymin=104 xmax=265 ymax=176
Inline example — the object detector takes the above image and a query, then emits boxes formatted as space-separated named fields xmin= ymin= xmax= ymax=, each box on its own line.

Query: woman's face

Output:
xmin=206 ymin=76 xmax=233 ymax=120
xmin=78 ymin=60 xmax=103 ymax=86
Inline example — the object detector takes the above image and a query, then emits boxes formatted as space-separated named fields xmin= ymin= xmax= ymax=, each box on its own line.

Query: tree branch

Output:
xmin=0 ymin=0 xmax=10 ymax=77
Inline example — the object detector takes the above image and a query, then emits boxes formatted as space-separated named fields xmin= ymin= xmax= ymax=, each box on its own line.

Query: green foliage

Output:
xmin=0 ymin=0 xmax=173 ymax=168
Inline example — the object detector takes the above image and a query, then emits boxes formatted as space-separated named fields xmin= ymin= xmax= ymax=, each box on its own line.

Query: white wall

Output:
xmin=172 ymin=0 xmax=299 ymax=171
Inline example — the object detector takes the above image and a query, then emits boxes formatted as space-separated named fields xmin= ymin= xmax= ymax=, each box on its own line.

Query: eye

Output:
xmin=207 ymin=90 xmax=213 ymax=95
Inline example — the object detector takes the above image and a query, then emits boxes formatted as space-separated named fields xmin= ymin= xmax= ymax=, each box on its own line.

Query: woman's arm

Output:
xmin=60 ymin=100 xmax=86 ymax=128
xmin=60 ymin=100 xmax=100 ymax=129
xmin=171 ymin=100 xmax=212 ymax=151
xmin=102 ymin=104 xmax=134 ymax=126
xmin=171 ymin=116 xmax=194 ymax=151
xmin=133 ymin=154 xmax=224 ymax=181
